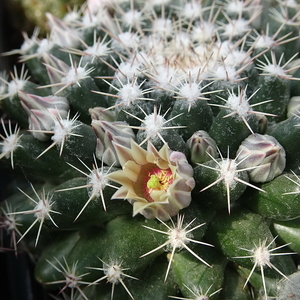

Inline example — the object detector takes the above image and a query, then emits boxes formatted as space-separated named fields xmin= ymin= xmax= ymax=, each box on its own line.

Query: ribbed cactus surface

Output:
xmin=1 ymin=0 xmax=300 ymax=299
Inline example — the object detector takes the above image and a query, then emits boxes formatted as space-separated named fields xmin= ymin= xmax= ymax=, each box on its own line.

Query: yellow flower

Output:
xmin=108 ymin=140 xmax=195 ymax=220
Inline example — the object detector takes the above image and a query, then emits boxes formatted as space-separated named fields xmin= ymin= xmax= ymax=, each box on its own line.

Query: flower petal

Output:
xmin=123 ymin=160 xmax=141 ymax=182
xmin=147 ymin=142 xmax=170 ymax=169
xmin=113 ymin=141 xmax=134 ymax=166
xmin=107 ymin=170 xmax=132 ymax=187
xmin=130 ymin=140 xmax=149 ymax=165
xmin=111 ymin=185 xmax=130 ymax=199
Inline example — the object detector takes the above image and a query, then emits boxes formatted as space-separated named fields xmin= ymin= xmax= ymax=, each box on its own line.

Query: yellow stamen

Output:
xmin=146 ymin=170 xmax=173 ymax=191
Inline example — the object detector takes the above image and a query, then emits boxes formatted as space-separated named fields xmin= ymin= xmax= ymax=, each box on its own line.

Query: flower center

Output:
xmin=133 ymin=164 xmax=174 ymax=203
xmin=146 ymin=169 xmax=173 ymax=192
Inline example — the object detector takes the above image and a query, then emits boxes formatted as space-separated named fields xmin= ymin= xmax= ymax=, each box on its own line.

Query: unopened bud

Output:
xmin=92 ymin=120 xmax=135 ymax=166
xmin=236 ymin=134 xmax=286 ymax=183
xmin=186 ymin=130 xmax=218 ymax=164
xmin=19 ymin=90 xmax=69 ymax=141
xmin=89 ymin=107 xmax=115 ymax=122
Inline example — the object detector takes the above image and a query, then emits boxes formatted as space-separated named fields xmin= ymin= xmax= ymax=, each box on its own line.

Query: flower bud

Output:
xmin=236 ymin=134 xmax=286 ymax=183
xmin=256 ymin=114 xmax=268 ymax=134
xmin=42 ymin=53 xmax=70 ymax=94
xmin=186 ymin=130 xmax=218 ymax=164
xmin=19 ymin=90 xmax=69 ymax=141
xmin=46 ymin=13 xmax=80 ymax=48
xmin=92 ymin=120 xmax=135 ymax=166
xmin=89 ymin=107 xmax=115 ymax=122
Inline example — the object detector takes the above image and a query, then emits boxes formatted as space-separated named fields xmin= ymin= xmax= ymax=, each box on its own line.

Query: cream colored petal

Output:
xmin=112 ymin=141 xmax=134 ymax=166
xmin=111 ymin=185 xmax=130 ymax=199
xmin=130 ymin=140 xmax=149 ymax=165
xmin=147 ymin=141 xmax=160 ymax=157
xmin=133 ymin=201 xmax=156 ymax=218
xmin=133 ymin=201 xmax=159 ymax=216
xmin=158 ymin=143 xmax=171 ymax=162
xmin=149 ymin=190 xmax=169 ymax=203
xmin=133 ymin=201 xmax=173 ymax=221
xmin=169 ymin=164 xmax=178 ymax=177
xmin=146 ymin=142 xmax=159 ymax=163
xmin=107 ymin=170 xmax=133 ymax=186
xmin=127 ymin=189 xmax=148 ymax=203
xmin=159 ymin=192 xmax=170 ymax=203
xmin=123 ymin=160 xmax=141 ymax=182
xmin=146 ymin=142 xmax=169 ymax=169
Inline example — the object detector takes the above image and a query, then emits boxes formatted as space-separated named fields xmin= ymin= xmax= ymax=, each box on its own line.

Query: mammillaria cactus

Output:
xmin=1 ymin=0 xmax=300 ymax=299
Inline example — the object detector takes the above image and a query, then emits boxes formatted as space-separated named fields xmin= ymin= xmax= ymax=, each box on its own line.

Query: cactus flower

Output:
xmin=108 ymin=140 xmax=195 ymax=220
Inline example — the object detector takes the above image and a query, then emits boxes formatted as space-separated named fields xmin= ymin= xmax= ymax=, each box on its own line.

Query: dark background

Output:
xmin=0 ymin=1 xmax=50 ymax=299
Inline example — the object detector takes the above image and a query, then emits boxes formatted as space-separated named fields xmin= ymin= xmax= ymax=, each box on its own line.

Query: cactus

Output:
xmin=1 ymin=0 xmax=300 ymax=299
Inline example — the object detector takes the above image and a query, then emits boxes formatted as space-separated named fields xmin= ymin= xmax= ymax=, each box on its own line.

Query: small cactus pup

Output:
xmin=1 ymin=0 xmax=300 ymax=299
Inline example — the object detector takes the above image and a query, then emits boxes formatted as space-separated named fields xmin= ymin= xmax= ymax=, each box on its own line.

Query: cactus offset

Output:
xmin=1 ymin=0 xmax=300 ymax=299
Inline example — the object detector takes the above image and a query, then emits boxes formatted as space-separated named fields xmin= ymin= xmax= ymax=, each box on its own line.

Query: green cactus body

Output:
xmin=1 ymin=1 xmax=300 ymax=299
